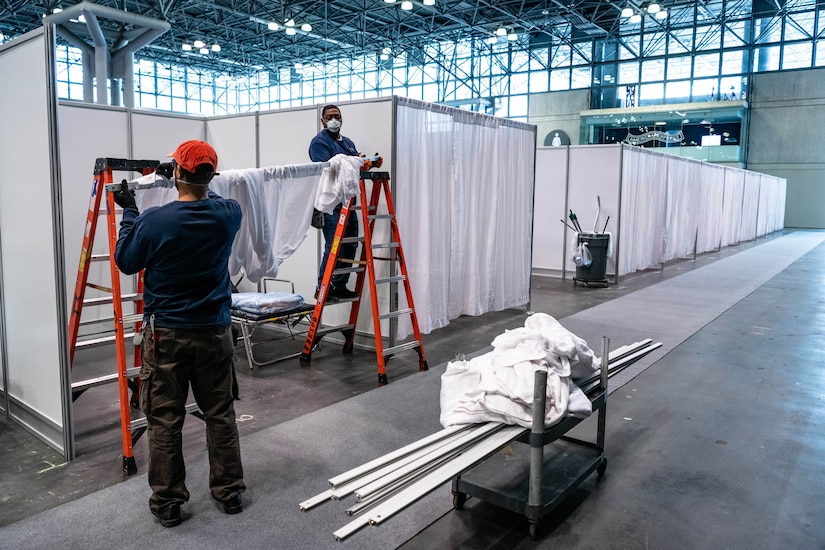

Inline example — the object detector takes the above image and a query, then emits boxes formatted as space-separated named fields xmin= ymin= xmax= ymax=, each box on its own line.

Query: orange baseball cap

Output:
xmin=168 ymin=140 xmax=218 ymax=173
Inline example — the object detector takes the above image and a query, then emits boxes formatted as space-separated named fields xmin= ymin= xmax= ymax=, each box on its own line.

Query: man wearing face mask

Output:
xmin=112 ymin=139 xmax=246 ymax=527
xmin=308 ymin=104 xmax=382 ymax=300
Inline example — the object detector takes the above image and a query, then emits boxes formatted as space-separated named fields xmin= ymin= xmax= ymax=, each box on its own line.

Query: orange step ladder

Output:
xmin=300 ymin=171 xmax=428 ymax=385
xmin=68 ymin=158 xmax=202 ymax=476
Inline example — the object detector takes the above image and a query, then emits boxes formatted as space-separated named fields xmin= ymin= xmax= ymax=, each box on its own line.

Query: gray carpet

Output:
xmin=1 ymin=231 xmax=822 ymax=550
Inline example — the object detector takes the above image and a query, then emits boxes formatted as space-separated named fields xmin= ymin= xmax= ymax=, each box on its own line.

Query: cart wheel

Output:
xmin=453 ymin=492 xmax=467 ymax=510
xmin=597 ymin=457 xmax=607 ymax=478
xmin=529 ymin=521 xmax=540 ymax=540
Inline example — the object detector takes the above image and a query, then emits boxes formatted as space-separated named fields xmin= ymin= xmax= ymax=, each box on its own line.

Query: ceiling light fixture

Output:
xmin=285 ymin=19 xmax=295 ymax=27
xmin=199 ymin=47 xmax=209 ymax=54
xmin=655 ymin=10 xmax=668 ymax=19
xmin=211 ymin=44 xmax=221 ymax=52
xmin=423 ymin=0 xmax=436 ymax=5
xmin=285 ymin=27 xmax=296 ymax=35
xmin=268 ymin=21 xmax=279 ymax=31
xmin=380 ymin=53 xmax=390 ymax=60
xmin=193 ymin=39 xmax=205 ymax=48
xmin=495 ymin=27 xmax=507 ymax=37
xmin=182 ymin=43 xmax=192 ymax=51
xmin=384 ymin=0 xmax=396 ymax=3
xmin=647 ymin=3 xmax=661 ymax=14
xmin=621 ymin=7 xmax=633 ymax=17
xmin=629 ymin=13 xmax=642 ymax=23
xmin=301 ymin=23 xmax=312 ymax=32
xmin=382 ymin=46 xmax=392 ymax=54
xmin=401 ymin=1 xmax=413 ymax=10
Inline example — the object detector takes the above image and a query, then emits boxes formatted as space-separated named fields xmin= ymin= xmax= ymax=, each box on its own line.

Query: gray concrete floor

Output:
xmin=2 ymin=230 xmax=823 ymax=549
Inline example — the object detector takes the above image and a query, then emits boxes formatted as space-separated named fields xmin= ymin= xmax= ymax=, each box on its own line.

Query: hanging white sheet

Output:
xmin=134 ymin=163 xmax=322 ymax=283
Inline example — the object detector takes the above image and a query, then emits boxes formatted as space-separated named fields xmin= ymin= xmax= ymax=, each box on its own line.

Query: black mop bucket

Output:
xmin=575 ymin=233 xmax=609 ymax=282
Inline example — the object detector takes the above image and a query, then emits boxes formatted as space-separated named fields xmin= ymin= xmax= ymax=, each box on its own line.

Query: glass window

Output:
xmin=784 ymin=11 xmax=815 ymax=40
xmin=668 ymin=28 xmax=693 ymax=54
xmin=529 ymin=70 xmax=549 ymax=93
xmin=719 ymin=76 xmax=742 ymax=100
xmin=721 ymin=50 xmax=746 ymax=74
xmin=551 ymin=44 xmax=571 ymax=68
xmin=530 ymin=49 xmax=548 ymax=70
xmin=816 ymin=40 xmax=825 ymax=66
xmin=665 ymin=80 xmax=691 ymax=102
xmin=511 ymin=72 xmax=529 ymax=94
xmin=639 ymin=82 xmax=664 ymax=105
xmin=667 ymin=55 xmax=692 ymax=80
xmin=723 ymin=20 xmax=747 ymax=48
xmin=550 ymin=68 xmax=570 ymax=91
xmin=694 ymin=52 xmax=720 ymax=77
xmin=618 ymin=61 xmax=640 ymax=84
xmin=643 ymin=32 xmax=668 ymax=57
xmin=755 ymin=17 xmax=782 ymax=44
xmin=753 ymin=45 xmax=781 ymax=71
xmin=571 ymin=66 xmax=591 ymax=89
xmin=509 ymin=94 xmax=528 ymax=117
xmin=782 ymin=41 xmax=813 ymax=69
xmin=641 ymin=58 xmax=665 ymax=82
xmin=571 ymin=43 xmax=590 ymax=65
xmin=620 ymin=35 xmax=640 ymax=60
xmin=694 ymin=25 xmax=721 ymax=51
xmin=691 ymin=78 xmax=718 ymax=101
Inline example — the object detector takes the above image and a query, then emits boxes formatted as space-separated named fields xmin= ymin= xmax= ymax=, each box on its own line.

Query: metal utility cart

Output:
xmin=452 ymin=337 xmax=610 ymax=539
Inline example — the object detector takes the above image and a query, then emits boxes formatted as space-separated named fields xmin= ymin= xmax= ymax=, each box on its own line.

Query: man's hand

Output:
xmin=155 ymin=162 xmax=174 ymax=178
xmin=112 ymin=180 xmax=137 ymax=210
xmin=373 ymin=153 xmax=383 ymax=169
xmin=359 ymin=155 xmax=373 ymax=171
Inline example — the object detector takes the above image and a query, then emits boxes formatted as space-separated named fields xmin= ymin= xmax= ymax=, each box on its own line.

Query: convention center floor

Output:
xmin=2 ymin=229 xmax=824 ymax=549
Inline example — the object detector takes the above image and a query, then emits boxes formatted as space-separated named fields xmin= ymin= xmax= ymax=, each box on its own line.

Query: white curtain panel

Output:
xmin=619 ymin=146 xmax=669 ymax=274
xmin=740 ymin=172 xmax=761 ymax=241
xmin=696 ymin=163 xmax=727 ymax=253
xmin=395 ymin=97 xmax=534 ymax=338
xmin=720 ymin=167 xmax=745 ymax=247
xmin=664 ymin=157 xmax=703 ymax=261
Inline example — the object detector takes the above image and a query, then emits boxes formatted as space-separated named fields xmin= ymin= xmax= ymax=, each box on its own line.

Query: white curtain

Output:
xmin=740 ymin=172 xmax=761 ymax=241
xmin=395 ymin=97 xmax=535 ymax=338
xmin=720 ymin=167 xmax=745 ymax=247
xmin=136 ymin=163 xmax=322 ymax=283
xmin=664 ymin=157 xmax=703 ymax=261
xmin=619 ymin=146 xmax=669 ymax=274
xmin=696 ymin=163 xmax=726 ymax=253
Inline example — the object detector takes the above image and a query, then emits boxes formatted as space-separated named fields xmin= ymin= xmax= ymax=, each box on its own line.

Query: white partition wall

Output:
xmin=0 ymin=26 xmax=72 ymax=456
xmin=535 ymin=143 xmax=787 ymax=280
xmin=565 ymin=145 xmax=622 ymax=275
xmin=532 ymin=147 xmax=569 ymax=277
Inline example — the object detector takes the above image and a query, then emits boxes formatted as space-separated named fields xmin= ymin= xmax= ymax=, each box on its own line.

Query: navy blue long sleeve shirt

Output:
xmin=114 ymin=191 xmax=242 ymax=328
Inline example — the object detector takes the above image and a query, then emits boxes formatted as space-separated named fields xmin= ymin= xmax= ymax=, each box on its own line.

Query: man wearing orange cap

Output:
xmin=112 ymin=140 xmax=246 ymax=527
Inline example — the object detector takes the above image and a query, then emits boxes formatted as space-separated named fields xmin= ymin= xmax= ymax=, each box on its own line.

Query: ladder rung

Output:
xmin=378 ymin=308 xmax=413 ymax=321
xmin=372 ymin=242 xmax=400 ymax=250
xmin=313 ymin=324 xmax=356 ymax=338
xmin=332 ymin=266 xmax=364 ymax=276
xmin=340 ymin=236 xmax=364 ymax=244
xmin=82 ymin=293 xmax=142 ymax=307
xmin=75 ymin=331 xmax=137 ymax=348
xmin=368 ymin=214 xmax=393 ymax=220
xmin=382 ymin=340 xmax=421 ymax=356
xmin=375 ymin=275 xmax=406 ymax=285
xmin=121 ymin=313 xmax=144 ymax=325
xmin=79 ymin=316 xmax=115 ymax=327
xmin=71 ymin=367 xmax=140 ymax=392
xmin=132 ymin=402 xmax=201 ymax=431
xmin=90 ymin=254 xmax=109 ymax=262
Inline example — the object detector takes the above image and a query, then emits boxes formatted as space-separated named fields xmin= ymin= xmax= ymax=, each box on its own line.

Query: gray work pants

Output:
xmin=139 ymin=324 xmax=245 ymax=514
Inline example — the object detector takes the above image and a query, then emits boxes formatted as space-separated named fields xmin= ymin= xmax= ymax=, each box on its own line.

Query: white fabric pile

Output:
xmin=439 ymin=313 xmax=600 ymax=430
xmin=314 ymin=154 xmax=364 ymax=214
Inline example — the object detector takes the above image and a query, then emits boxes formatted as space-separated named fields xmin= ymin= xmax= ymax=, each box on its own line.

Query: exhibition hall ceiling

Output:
xmin=0 ymin=0 xmax=706 ymax=75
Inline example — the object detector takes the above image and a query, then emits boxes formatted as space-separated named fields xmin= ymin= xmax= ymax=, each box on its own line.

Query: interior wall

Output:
xmin=565 ymin=145 xmax=622 ymax=275
xmin=532 ymin=147 xmax=570 ymax=276
xmin=748 ymin=67 xmax=825 ymax=228
xmin=0 ymin=27 xmax=70 ymax=454
xmin=527 ymin=89 xmax=590 ymax=146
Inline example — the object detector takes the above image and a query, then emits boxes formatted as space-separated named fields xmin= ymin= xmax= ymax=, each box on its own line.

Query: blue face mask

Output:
xmin=325 ymin=118 xmax=341 ymax=133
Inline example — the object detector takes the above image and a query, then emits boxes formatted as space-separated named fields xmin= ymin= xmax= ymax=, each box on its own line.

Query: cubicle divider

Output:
xmin=0 ymin=26 xmax=72 ymax=456
xmin=533 ymin=143 xmax=787 ymax=281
